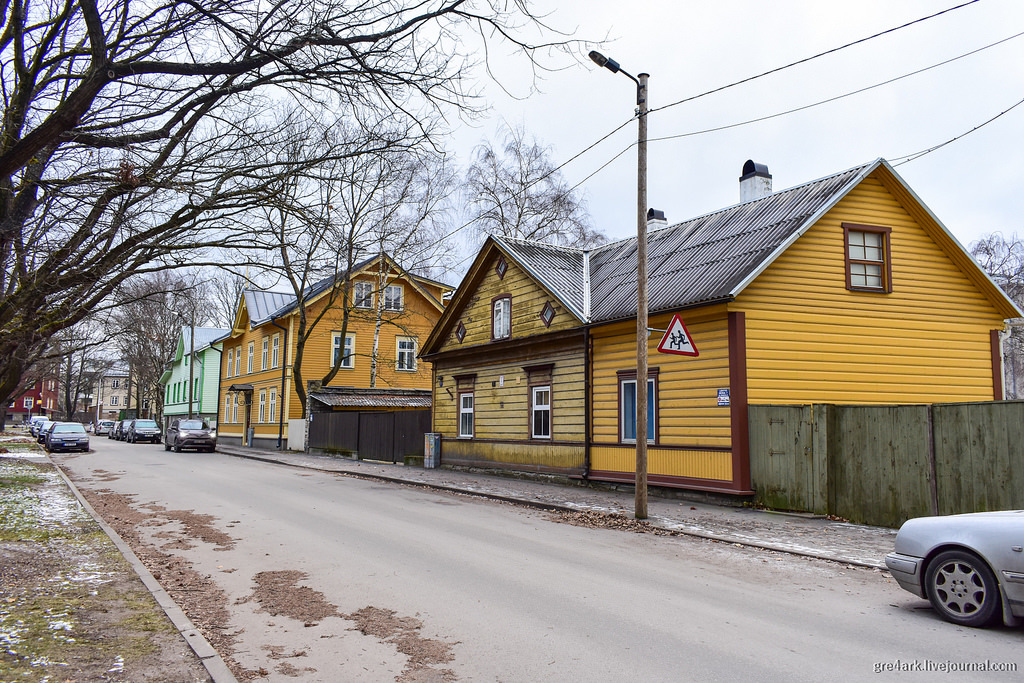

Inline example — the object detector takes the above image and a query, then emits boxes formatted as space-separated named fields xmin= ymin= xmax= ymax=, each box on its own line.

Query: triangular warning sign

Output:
xmin=657 ymin=314 xmax=699 ymax=356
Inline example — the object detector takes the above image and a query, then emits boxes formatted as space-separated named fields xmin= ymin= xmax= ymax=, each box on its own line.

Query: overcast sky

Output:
xmin=445 ymin=0 xmax=1024 ymax=261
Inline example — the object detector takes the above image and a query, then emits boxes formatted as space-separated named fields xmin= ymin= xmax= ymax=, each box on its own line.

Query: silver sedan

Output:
xmin=886 ymin=511 xmax=1024 ymax=628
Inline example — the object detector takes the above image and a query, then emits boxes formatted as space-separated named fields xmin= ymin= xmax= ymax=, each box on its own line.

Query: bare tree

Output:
xmin=465 ymin=124 xmax=606 ymax=247
xmin=52 ymin=322 xmax=110 ymax=421
xmin=257 ymin=119 xmax=454 ymax=414
xmin=105 ymin=272 xmax=209 ymax=422
xmin=207 ymin=269 xmax=250 ymax=330
xmin=971 ymin=233 xmax=1024 ymax=398
xmin=0 ymin=0 xmax=580 ymax=416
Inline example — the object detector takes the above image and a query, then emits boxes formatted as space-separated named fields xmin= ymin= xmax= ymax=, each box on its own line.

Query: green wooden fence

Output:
xmin=749 ymin=401 xmax=1024 ymax=527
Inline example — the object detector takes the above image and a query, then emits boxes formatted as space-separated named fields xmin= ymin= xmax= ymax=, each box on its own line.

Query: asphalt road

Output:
xmin=54 ymin=438 xmax=1023 ymax=682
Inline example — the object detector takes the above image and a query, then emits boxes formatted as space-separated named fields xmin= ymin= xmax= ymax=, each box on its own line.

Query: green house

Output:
xmin=159 ymin=327 xmax=229 ymax=430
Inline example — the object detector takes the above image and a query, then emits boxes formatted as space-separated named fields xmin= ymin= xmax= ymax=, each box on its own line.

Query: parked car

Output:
xmin=112 ymin=419 xmax=133 ymax=441
xmin=886 ymin=511 xmax=1024 ymax=628
xmin=127 ymin=419 xmax=161 ymax=444
xmin=94 ymin=420 xmax=116 ymax=436
xmin=28 ymin=415 xmax=47 ymax=436
xmin=44 ymin=422 xmax=90 ymax=453
xmin=34 ymin=419 xmax=55 ymax=443
xmin=164 ymin=418 xmax=217 ymax=453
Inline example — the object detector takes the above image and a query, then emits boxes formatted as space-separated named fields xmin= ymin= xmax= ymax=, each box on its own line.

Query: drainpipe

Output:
xmin=583 ymin=327 xmax=592 ymax=479
xmin=270 ymin=319 xmax=288 ymax=450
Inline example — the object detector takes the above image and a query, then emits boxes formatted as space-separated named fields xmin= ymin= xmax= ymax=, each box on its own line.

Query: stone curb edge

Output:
xmin=51 ymin=457 xmax=238 ymax=683
xmin=223 ymin=449 xmax=886 ymax=571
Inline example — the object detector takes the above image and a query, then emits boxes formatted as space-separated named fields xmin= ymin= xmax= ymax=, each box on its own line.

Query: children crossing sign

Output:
xmin=657 ymin=314 xmax=699 ymax=356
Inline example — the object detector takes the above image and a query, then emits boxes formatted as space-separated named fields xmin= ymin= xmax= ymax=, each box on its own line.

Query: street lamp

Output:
xmin=589 ymin=50 xmax=650 ymax=520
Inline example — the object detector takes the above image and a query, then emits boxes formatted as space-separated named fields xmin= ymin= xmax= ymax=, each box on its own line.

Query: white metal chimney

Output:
xmin=739 ymin=160 xmax=772 ymax=202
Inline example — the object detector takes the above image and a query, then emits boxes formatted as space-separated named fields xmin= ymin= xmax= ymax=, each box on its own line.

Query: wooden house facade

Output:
xmin=420 ymin=159 xmax=1022 ymax=495
xmin=218 ymin=255 xmax=450 ymax=450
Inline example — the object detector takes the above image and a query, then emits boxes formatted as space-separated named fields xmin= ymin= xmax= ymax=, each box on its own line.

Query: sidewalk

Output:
xmin=217 ymin=445 xmax=897 ymax=570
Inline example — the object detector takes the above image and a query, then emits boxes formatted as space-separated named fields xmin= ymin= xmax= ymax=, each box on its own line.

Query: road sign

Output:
xmin=657 ymin=314 xmax=699 ymax=356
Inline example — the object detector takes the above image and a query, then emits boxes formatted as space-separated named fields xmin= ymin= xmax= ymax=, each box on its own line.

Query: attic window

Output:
xmin=540 ymin=301 xmax=556 ymax=327
xmin=455 ymin=321 xmax=466 ymax=343
xmin=496 ymin=256 xmax=508 ymax=279
xmin=843 ymin=223 xmax=892 ymax=293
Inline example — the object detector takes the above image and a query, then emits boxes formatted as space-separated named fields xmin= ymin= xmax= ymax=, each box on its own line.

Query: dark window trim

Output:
xmin=842 ymin=222 xmax=893 ymax=293
xmin=491 ymin=294 xmax=511 ymax=341
xmin=496 ymin=255 xmax=508 ymax=279
xmin=616 ymin=367 xmax=660 ymax=445
xmin=539 ymin=301 xmax=556 ymax=328
xmin=455 ymin=321 xmax=466 ymax=343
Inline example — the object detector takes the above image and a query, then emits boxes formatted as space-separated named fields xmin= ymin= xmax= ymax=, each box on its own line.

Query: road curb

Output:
xmin=51 ymin=458 xmax=238 ymax=683
xmin=221 ymin=448 xmax=886 ymax=570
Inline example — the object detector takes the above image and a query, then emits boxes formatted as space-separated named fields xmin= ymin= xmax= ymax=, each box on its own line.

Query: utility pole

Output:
xmin=188 ymin=309 xmax=196 ymax=419
xmin=635 ymin=72 xmax=649 ymax=520
xmin=589 ymin=51 xmax=650 ymax=519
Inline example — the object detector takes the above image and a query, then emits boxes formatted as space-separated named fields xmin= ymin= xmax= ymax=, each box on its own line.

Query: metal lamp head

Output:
xmin=589 ymin=50 xmax=620 ymax=74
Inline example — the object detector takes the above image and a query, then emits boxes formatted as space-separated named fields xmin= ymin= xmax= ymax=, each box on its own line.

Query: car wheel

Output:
xmin=164 ymin=440 xmax=171 ymax=451
xmin=925 ymin=549 xmax=1001 ymax=627
xmin=173 ymin=440 xmax=181 ymax=453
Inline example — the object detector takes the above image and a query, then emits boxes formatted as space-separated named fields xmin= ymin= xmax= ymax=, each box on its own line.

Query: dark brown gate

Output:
xmin=308 ymin=409 xmax=430 ymax=463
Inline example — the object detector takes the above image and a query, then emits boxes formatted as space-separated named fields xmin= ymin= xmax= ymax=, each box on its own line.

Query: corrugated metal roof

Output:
xmin=309 ymin=388 xmax=432 ymax=409
xmin=588 ymin=163 xmax=869 ymax=321
xmin=181 ymin=326 xmax=229 ymax=353
xmin=494 ymin=237 xmax=588 ymax=320
xmin=244 ymin=290 xmax=295 ymax=326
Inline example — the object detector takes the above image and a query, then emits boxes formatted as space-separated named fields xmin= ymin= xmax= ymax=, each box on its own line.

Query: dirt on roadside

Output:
xmin=0 ymin=451 xmax=212 ymax=682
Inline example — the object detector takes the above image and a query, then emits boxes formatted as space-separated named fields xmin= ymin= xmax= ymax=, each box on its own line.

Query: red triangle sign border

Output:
xmin=657 ymin=314 xmax=699 ymax=357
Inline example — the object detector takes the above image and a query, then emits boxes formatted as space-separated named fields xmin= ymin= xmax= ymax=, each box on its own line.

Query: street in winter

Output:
xmin=44 ymin=439 xmax=1022 ymax=682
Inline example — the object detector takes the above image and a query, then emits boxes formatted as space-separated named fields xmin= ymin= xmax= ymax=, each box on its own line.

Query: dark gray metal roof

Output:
xmin=589 ymin=162 xmax=871 ymax=321
xmin=492 ymin=161 xmax=873 ymax=324
xmin=309 ymin=387 xmax=432 ymax=409
xmin=493 ymin=236 xmax=588 ymax=320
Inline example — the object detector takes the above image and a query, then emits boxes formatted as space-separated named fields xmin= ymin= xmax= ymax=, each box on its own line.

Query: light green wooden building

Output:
xmin=159 ymin=327 xmax=228 ymax=430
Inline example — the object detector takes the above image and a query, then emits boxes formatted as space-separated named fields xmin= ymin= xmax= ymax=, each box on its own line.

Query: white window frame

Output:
xmin=258 ymin=389 xmax=266 ymax=423
xmin=383 ymin=284 xmax=403 ymax=311
xmin=231 ymin=394 xmax=238 ymax=423
xmin=268 ymin=387 xmax=277 ymax=423
xmin=23 ymin=397 xmax=33 ymax=409
xmin=459 ymin=392 xmax=474 ymax=438
xmin=354 ymin=281 xmax=374 ymax=309
xmin=261 ymin=337 xmax=269 ymax=370
xmin=225 ymin=395 xmax=231 ymax=422
xmin=332 ymin=332 xmax=355 ymax=369
xmin=272 ymin=334 xmax=280 ymax=368
xmin=531 ymin=385 xmax=551 ymax=440
xmin=247 ymin=342 xmax=254 ymax=374
xmin=112 ymin=379 xmax=120 ymax=389
xmin=397 ymin=337 xmax=417 ymax=371
xmin=111 ymin=395 xmax=119 ymax=406
xmin=492 ymin=297 xmax=510 ymax=340
xmin=227 ymin=349 xmax=234 ymax=378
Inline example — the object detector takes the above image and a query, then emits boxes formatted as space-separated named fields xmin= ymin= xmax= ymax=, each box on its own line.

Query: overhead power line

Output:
xmin=891 ymin=93 xmax=1024 ymax=166
xmin=649 ymin=0 xmax=983 ymax=115
xmin=433 ymin=0 xmax=986 ymax=257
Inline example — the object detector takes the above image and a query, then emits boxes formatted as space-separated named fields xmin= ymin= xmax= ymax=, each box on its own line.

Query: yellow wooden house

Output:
xmin=219 ymin=255 xmax=449 ymax=451
xmin=420 ymin=159 xmax=1022 ymax=495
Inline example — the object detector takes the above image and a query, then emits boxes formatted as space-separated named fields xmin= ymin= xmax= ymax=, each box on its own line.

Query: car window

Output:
xmin=135 ymin=420 xmax=158 ymax=428
xmin=179 ymin=420 xmax=205 ymax=430
xmin=54 ymin=424 xmax=86 ymax=433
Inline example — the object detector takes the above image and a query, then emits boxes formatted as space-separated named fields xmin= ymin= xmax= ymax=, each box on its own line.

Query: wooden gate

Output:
xmin=308 ymin=409 xmax=430 ymax=463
